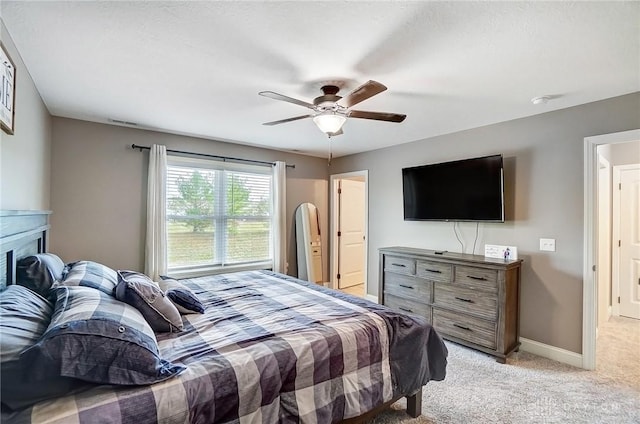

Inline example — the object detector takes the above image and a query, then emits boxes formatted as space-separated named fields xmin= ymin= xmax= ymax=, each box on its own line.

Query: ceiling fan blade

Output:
xmin=259 ymin=91 xmax=316 ymax=110
xmin=337 ymin=80 xmax=387 ymax=108
xmin=349 ymin=110 xmax=406 ymax=123
xmin=262 ymin=115 xmax=313 ymax=126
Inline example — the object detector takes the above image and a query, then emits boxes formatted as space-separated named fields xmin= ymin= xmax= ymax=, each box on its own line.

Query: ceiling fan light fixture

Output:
xmin=313 ymin=112 xmax=347 ymax=135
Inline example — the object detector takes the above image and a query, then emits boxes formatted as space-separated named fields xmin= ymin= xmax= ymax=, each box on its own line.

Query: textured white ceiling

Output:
xmin=2 ymin=1 xmax=639 ymax=157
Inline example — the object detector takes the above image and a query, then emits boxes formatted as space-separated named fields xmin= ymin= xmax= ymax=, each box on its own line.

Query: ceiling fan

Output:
xmin=258 ymin=80 xmax=406 ymax=137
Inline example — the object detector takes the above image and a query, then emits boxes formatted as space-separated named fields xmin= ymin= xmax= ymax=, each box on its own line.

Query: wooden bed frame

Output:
xmin=0 ymin=209 xmax=422 ymax=421
xmin=0 ymin=210 xmax=51 ymax=289
xmin=343 ymin=389 xmax=422 ymax=423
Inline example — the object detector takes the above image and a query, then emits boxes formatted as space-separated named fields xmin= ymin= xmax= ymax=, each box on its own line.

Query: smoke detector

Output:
xmin=531 ymin=96 xmax=551 ymax=105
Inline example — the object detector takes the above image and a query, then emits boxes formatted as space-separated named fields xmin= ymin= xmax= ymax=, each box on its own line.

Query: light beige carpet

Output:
xmin=595 ymin=315 xmax=640 ymax=390
xmin=371 ymin=317 xmax=640 ymax=424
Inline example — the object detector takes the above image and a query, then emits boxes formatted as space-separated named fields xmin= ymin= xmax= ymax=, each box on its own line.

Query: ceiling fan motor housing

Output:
xmin=314 ymin=85 xmax=342 ymax=107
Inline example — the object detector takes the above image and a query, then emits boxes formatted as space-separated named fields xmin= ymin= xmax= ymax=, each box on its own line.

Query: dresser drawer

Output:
xmin=384 ymin=293 xmax=432 ymax=322
xmin=384 ymin=256 xmax=416 ymax=275
xmin=384 ymin=272 xmax=432 ymax=301
xmin=416 ymin=260 xmax=452 ymax=282
xmin=433 ymin=284 xmax=497 ymax=320
xmin=433 ymin=309 xmax=496 ymax=350
xmin=455 ymin=265 xmax=498 ymax=292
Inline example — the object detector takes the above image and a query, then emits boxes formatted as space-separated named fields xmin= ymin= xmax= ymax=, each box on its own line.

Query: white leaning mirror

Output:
xmin=295 ymin=203 xmax=323 ymax=284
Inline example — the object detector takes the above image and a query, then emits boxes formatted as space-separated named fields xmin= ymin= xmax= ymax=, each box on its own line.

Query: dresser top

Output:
xmin=379 ymin=246 xmax=523 ymax=268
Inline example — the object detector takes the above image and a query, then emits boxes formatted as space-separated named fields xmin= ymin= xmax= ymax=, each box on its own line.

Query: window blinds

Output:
xmin=166 ymin=158 xmax=272 ymax=272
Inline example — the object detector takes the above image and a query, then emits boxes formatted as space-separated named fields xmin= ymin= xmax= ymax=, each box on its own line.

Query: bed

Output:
xmin=0 ymin=211 xmax=447 ymax=423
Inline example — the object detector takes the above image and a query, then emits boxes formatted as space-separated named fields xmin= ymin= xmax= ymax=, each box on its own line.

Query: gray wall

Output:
xmin=0 ymin=21 xmax=51 ymax=210
xmin=50 ymin=117 xmax=329 ymax=277
xmin=329 ymin=92 xmax=640 ymax=354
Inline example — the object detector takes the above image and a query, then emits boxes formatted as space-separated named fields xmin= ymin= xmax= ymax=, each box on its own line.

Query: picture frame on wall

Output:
xmin=1 ymin=42 xmax=16 ymax=135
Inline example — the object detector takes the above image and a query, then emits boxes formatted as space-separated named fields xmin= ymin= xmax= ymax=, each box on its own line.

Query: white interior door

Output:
xmin=616 ymin=166 xmax=640 ymax=320
xmin=338 ymin=179 xmax=365 ymax=289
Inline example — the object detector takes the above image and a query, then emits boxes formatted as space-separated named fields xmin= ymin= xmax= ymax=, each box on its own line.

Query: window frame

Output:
xmin=165 ymin=155 xmax=273 ymax=278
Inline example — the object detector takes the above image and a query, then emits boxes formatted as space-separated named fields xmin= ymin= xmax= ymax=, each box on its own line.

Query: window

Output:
xmin=166 ymin=156 xmax=272 ymax=275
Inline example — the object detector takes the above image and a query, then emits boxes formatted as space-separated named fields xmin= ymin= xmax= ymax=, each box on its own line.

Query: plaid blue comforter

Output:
xmin=4 ymin=271 xmax=447 ymax=423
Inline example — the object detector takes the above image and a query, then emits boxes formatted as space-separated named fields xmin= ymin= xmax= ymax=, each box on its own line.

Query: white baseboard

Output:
xmin=519 ymin=337 xmax=583 ymax=368
xmin=365 ymin=294 xmax=379 ymax=303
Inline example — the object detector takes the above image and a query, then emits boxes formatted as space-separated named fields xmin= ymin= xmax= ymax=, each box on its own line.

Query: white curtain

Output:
xmin=145 ymin=144 xmax=168 ymax=281
xmin=272 ymin=161 xmax=287 ymax=274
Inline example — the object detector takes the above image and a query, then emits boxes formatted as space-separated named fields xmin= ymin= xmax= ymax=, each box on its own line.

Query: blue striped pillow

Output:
xmin=57 ymin=261 xmax=118 ymax=296
xmin=20 ymin=286 xmax=184 ymax=385
xmin=0 ymin=285 xmax=86 ymax=410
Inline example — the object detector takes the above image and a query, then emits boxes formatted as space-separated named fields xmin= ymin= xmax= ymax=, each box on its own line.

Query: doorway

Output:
xmin=612 ymin=164 xmax=640 ymax=320
xmin=584 ymin=129 xmax=640 ymax=370
xmin=329 ymin=171 xmax=368 ymax=298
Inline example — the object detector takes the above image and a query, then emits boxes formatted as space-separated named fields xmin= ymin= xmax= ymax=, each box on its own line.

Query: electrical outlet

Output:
xmin=539 ymin=238 xmax=556 ymax=252
xmin=484 ymin=244 xmax=518 ymax=260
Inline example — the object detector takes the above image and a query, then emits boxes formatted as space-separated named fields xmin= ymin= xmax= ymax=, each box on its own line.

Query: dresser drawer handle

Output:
xmin=455 ymin=296 xmax=474 ymax=303
xmin=399 ymin=284 xmax=414 ymax=289
xmin=453 ymin=323 xmax=472 ymax=331
xmin=398 ymin=307 xmax=413 ymax=313
xmin=467 ymin=275 xmax=488 ymax=281
xmin=423 ymin=268 xmax=442 ymax=274
xmin=392 ymin=263 xmax=406 ymax=268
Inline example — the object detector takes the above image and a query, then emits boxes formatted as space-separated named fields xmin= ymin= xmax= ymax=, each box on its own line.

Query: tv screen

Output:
xmin=402 ymin=154 xmax=505 ymax=222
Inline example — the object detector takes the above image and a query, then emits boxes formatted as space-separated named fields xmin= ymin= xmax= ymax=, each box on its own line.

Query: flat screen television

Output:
xmin=402 ymin=154 xmax=505 ymax=222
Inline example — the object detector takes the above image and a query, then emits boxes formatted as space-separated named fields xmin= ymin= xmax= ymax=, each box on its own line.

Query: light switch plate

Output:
xmin=540 ymin=238 xmax=556 ymax=252
xmin=484 ymin=244 xmax=518 ymax=260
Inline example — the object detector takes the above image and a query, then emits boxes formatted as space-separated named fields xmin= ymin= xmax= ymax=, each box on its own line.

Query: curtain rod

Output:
xmin=131 ymin=144 xmax=295 ymax=169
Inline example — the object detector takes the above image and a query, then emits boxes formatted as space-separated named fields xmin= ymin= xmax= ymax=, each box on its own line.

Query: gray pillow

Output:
xmin=116 ymin=270 xmax=183 ymax=332
xmin=57 ymin=260 xmax=118 ymax=296
xmin=158 ymin=277 xmax=205 ymax=314
xmin=16 ymin=253 xmax=65 ymax=297
xmin=0 ymin=285 xmax=85 ymax=410
xmin=20 ymin=286 xmax=184 ymax=386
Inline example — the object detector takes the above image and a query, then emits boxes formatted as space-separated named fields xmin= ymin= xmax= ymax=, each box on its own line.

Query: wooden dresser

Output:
xmin=379 ymin=246 xmax=522 ymax=363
